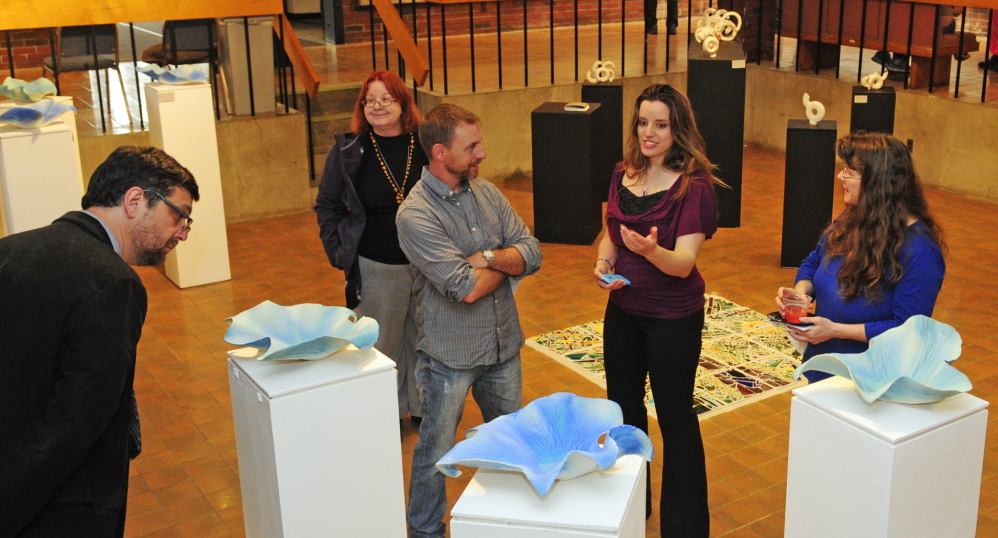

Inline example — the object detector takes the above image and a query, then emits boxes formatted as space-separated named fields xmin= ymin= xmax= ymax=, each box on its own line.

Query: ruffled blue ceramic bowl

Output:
xmin=0 ymin=99 xmax=77 ymax=129
xmin=0 ymin=77 xmax=57 ymax=102
xmin=794 ymin=315 xmax=972 ymax=404
xmin=137 ymin=65 xmax=208 ymax=84
xmin=437 ymin=392 xmax=653 ymax=496
xmin=223 ymin=300 xmax=379 ymax=361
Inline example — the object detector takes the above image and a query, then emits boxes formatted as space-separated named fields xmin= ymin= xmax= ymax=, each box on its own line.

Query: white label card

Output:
xmin=854 ymin=95 xmax=869 ymax=104
xmin=732 ymin=59 xmax=746 ymax=69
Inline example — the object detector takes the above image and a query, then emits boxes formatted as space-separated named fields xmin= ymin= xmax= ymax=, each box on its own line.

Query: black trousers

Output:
xmin=644 ymin=0 xmax=679 ymax=26
xmin=603 ymin=301 xmax=709 ymax=537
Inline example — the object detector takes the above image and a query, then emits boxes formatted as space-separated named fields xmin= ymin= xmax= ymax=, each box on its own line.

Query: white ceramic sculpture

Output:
xmin=585 ymin=60 xmax=616 ymax=83
xmin=860 ymin=70 xmax=887 ymax=90
xmin=802 ymin=93 xmax=825 ymax=125
xmin=694 ymin=8 xmax=742 ymax=58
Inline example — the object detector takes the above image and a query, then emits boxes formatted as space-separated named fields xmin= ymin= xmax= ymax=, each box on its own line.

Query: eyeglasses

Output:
xmin=839 ymin=168 xmax=862 ymax=180
xmin=151 ymin=191 xmax=193 ymax=232
xmin=360 ymin=96 xmax=398 ymax=108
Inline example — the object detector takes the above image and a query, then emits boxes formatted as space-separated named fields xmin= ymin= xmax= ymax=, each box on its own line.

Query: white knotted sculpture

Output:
xmin=860 ymin=70 xmax=888 ymax=90
xmin=694 ymin=8 xmax=742 ymax=58
xmin=586 ymin=61 xmax=616 ymax=83
xmin=802 ymin=93 xmax=826 ymax=125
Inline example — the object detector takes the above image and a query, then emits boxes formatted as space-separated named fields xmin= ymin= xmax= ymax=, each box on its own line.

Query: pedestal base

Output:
xmin=688 ymin=38 xmax=746 ymax=228
xmin=581 ymin=82 xmax=623 ymax=203
xmin=0 ymin=118 xmax=84 ymax=236
xmin=786 ymin=377 xmax=988 ymax=538
xmin=531 ymin=102 xmax=602 ymax=245
xmin=451 ymin=454 xmax=646 ymax=537
xmin=781 ymin=119 xmax=836 ymax=268
xmin=228 ymin=347 xmax=405 ymax=537
xmin=146 ymin=82 xmax=232 ymax=288
xmin=850 ymin=86 xmax=896 ymax=135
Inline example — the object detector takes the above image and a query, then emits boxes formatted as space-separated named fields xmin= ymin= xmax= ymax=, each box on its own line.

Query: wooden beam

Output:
xmin=369 ymin=0 xmax=430 ymax=86
xmin=2 ymin=0 xmax=284 ymax=31
xmin=273 ymin=16 xmax=320 ymax=99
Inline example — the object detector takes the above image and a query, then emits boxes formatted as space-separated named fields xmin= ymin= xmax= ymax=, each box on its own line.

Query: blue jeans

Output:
xmin=406 ymin=351 xmax=522 ymax=538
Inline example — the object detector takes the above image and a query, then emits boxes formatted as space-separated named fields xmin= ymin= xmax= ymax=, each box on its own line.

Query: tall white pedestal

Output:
xmin=0 ymin=107 xmax=84 ymax=237
xmin=785 ymin=377 xmax=988 ymax=538
xmin=145 ymin=82 xmax=231 ymax=288
xmin=450 ymin=454 xmax=646 ymax=537
xmin=227 ymin=347 xmax=405 ymax=538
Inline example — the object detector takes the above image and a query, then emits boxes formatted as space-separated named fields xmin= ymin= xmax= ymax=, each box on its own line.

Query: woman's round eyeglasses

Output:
xmin=361 ymin=96 xmax=398 ymax=108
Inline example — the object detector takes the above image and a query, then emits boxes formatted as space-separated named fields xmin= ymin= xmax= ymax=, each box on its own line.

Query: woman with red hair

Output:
xmin=316 ymin=70 xmax=429 ymax=425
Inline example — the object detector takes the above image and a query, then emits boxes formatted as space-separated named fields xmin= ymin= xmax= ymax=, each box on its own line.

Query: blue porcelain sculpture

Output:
xmin=0 ymin=100 xmax=77 ymax=129
xmin=223 ymin=300 xmax=379 ymax=361
xmin=0 ymin=77 xmax=57 ymax=102
xmin=436 ymin=392 xmax=654 ymax=496
xmin=794 ymin=315 xmax=972 ymax=404
xmin=137 ymin=65 xmax=208 ymax=84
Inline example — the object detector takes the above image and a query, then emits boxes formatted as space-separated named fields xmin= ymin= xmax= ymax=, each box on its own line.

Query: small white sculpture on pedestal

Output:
xmin=694 ymin=8 xmax=742 ymax=58
xmin=585 ymin=61 xmax=616 ymax=83
xmin=803 ymin=93 xmax=825 ymax=125
xmin=860 ymin=70 xmax=888 ymax=90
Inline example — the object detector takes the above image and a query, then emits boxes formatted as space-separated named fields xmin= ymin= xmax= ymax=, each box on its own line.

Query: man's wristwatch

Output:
xmin=482 ymin=249 xmax=495 ymax=268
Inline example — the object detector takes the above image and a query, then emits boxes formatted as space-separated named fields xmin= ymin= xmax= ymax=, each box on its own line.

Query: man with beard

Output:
xmin=397 ymin=104 xmax=541 ymax=538
xmin=0 ymin=146 xmax=198 ymax=537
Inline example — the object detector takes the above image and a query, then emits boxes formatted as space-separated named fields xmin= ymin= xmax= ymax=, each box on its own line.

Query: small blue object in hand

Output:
xmin=601 ymin=274 xmax=631 ymax=285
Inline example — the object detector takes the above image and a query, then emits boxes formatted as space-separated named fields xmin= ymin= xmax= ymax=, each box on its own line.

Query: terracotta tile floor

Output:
xmin=122 ymin=143 xmax=998 ymax=537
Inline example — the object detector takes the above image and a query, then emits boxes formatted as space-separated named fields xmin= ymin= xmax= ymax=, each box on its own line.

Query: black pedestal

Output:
xmin=850 ymin=86 xmax=896 ymax=135
xmin=687 ymin=37 xmax=746 ymax=228
xmin=781 ymin=119 xmax=837 ymax=268
xmin=581 ymin=81 xmax=623 ymax=202
xmin=531 ymin=102 xmax=602 ymax=245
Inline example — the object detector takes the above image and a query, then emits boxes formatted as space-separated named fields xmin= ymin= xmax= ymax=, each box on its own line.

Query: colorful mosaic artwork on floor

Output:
xmin=525 ymin=295 xmax=805 ymax=419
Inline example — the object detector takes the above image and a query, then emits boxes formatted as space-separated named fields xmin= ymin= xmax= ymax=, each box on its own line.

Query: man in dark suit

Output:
xmin=0 ymin=146 xmax=199 ymax=537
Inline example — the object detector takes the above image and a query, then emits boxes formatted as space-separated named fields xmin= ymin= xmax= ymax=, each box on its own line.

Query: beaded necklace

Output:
xmin=369 ymin=132 xmax=414 ymax=205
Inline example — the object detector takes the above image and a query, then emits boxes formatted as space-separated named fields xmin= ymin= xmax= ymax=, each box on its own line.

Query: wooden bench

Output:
xmin=781 ymin=0 xmax=979 ymax=89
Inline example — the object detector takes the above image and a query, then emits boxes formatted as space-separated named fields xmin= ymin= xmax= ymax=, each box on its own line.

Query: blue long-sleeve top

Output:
xmin=795 ymin=221 xmax=945 ymax=361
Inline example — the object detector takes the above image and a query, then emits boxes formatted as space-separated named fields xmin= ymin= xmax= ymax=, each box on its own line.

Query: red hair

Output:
xmin=350 ymin=70 xmax=422 ymax=135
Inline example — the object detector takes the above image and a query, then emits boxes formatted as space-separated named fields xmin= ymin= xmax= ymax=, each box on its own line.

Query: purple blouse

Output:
xmin=606 ymin=165 xmax=718 ymax=319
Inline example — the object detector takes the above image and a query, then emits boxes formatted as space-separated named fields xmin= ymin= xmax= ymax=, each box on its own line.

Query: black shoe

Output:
xmin=646 ymin=22 xmax=658 ymax=35
xmin=871 ymin=50 xmax=890 ymax=66
xmin=885 ymin=56 xmax=908 ymax=73
xmin=979 ymin=56 xmax=998 ymax=71
xmin=667 ymin=22 xmax=678 ymax=35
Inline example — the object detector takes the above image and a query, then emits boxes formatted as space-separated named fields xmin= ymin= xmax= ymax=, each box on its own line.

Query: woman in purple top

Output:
xmin=593 ymin=84 xmax=725 ymax=537
xmin=776 ymin=133 xmax=946 ymax=383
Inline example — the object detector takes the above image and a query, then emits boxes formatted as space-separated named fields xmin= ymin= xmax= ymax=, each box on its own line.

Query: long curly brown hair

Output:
xmin=825 ymin=133 xmax=945 ymax=301
xmin=622 ymin=84 xmax=726 ymax=199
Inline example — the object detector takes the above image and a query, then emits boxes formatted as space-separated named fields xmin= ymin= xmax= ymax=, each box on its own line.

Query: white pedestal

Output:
xmin=0 ymin=106 xmax=84 ymax=236
xmin=450 ymin=454 xmax=646 ymax=537
xmin=227 ymin=347 xmax=405 ymax=538
xmin=785 ymin=377 xmax=988 ymax=538
xmin=145 ymin=82 xmax=231 ymax=288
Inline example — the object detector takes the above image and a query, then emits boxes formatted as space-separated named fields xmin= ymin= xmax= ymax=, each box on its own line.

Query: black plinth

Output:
xmin=581 ymin=81 xmax=623 ymax=202
xmin=781 ymin=119 xmax=837 ymax=268
xmin=850 ymin=86 xmax=896 ymax=135
xmin=531 ymin=102 xmax=602 ymax=245
xmin=687 ymin=37 xmax=746 ymax=228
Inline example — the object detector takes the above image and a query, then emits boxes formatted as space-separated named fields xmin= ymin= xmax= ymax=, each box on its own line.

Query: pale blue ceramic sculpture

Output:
xmin=223 ymin=300 xmax=379 ymax=361
xmin=0 ymin=100 xmax=77 ymax=129
xmin=137 ymin=65 xmax=208 ymax=84
xmin=436 ymin=392 xmax=654 ymax=496
xmin=794 ymin=315 xmax=972 ymax=404
xmin=0 ymin=77 xmax=57 ymax=102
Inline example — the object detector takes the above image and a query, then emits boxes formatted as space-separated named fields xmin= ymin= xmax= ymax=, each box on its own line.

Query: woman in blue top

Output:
xmin=776 ymin=133 xmax=946 ymax=383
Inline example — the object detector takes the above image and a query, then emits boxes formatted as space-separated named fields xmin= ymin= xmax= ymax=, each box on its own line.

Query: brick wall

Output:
xmin=964 ymin=7 xmax=995 ymax=37
xmin=0 ymin=29 xmax=53 ymax=73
